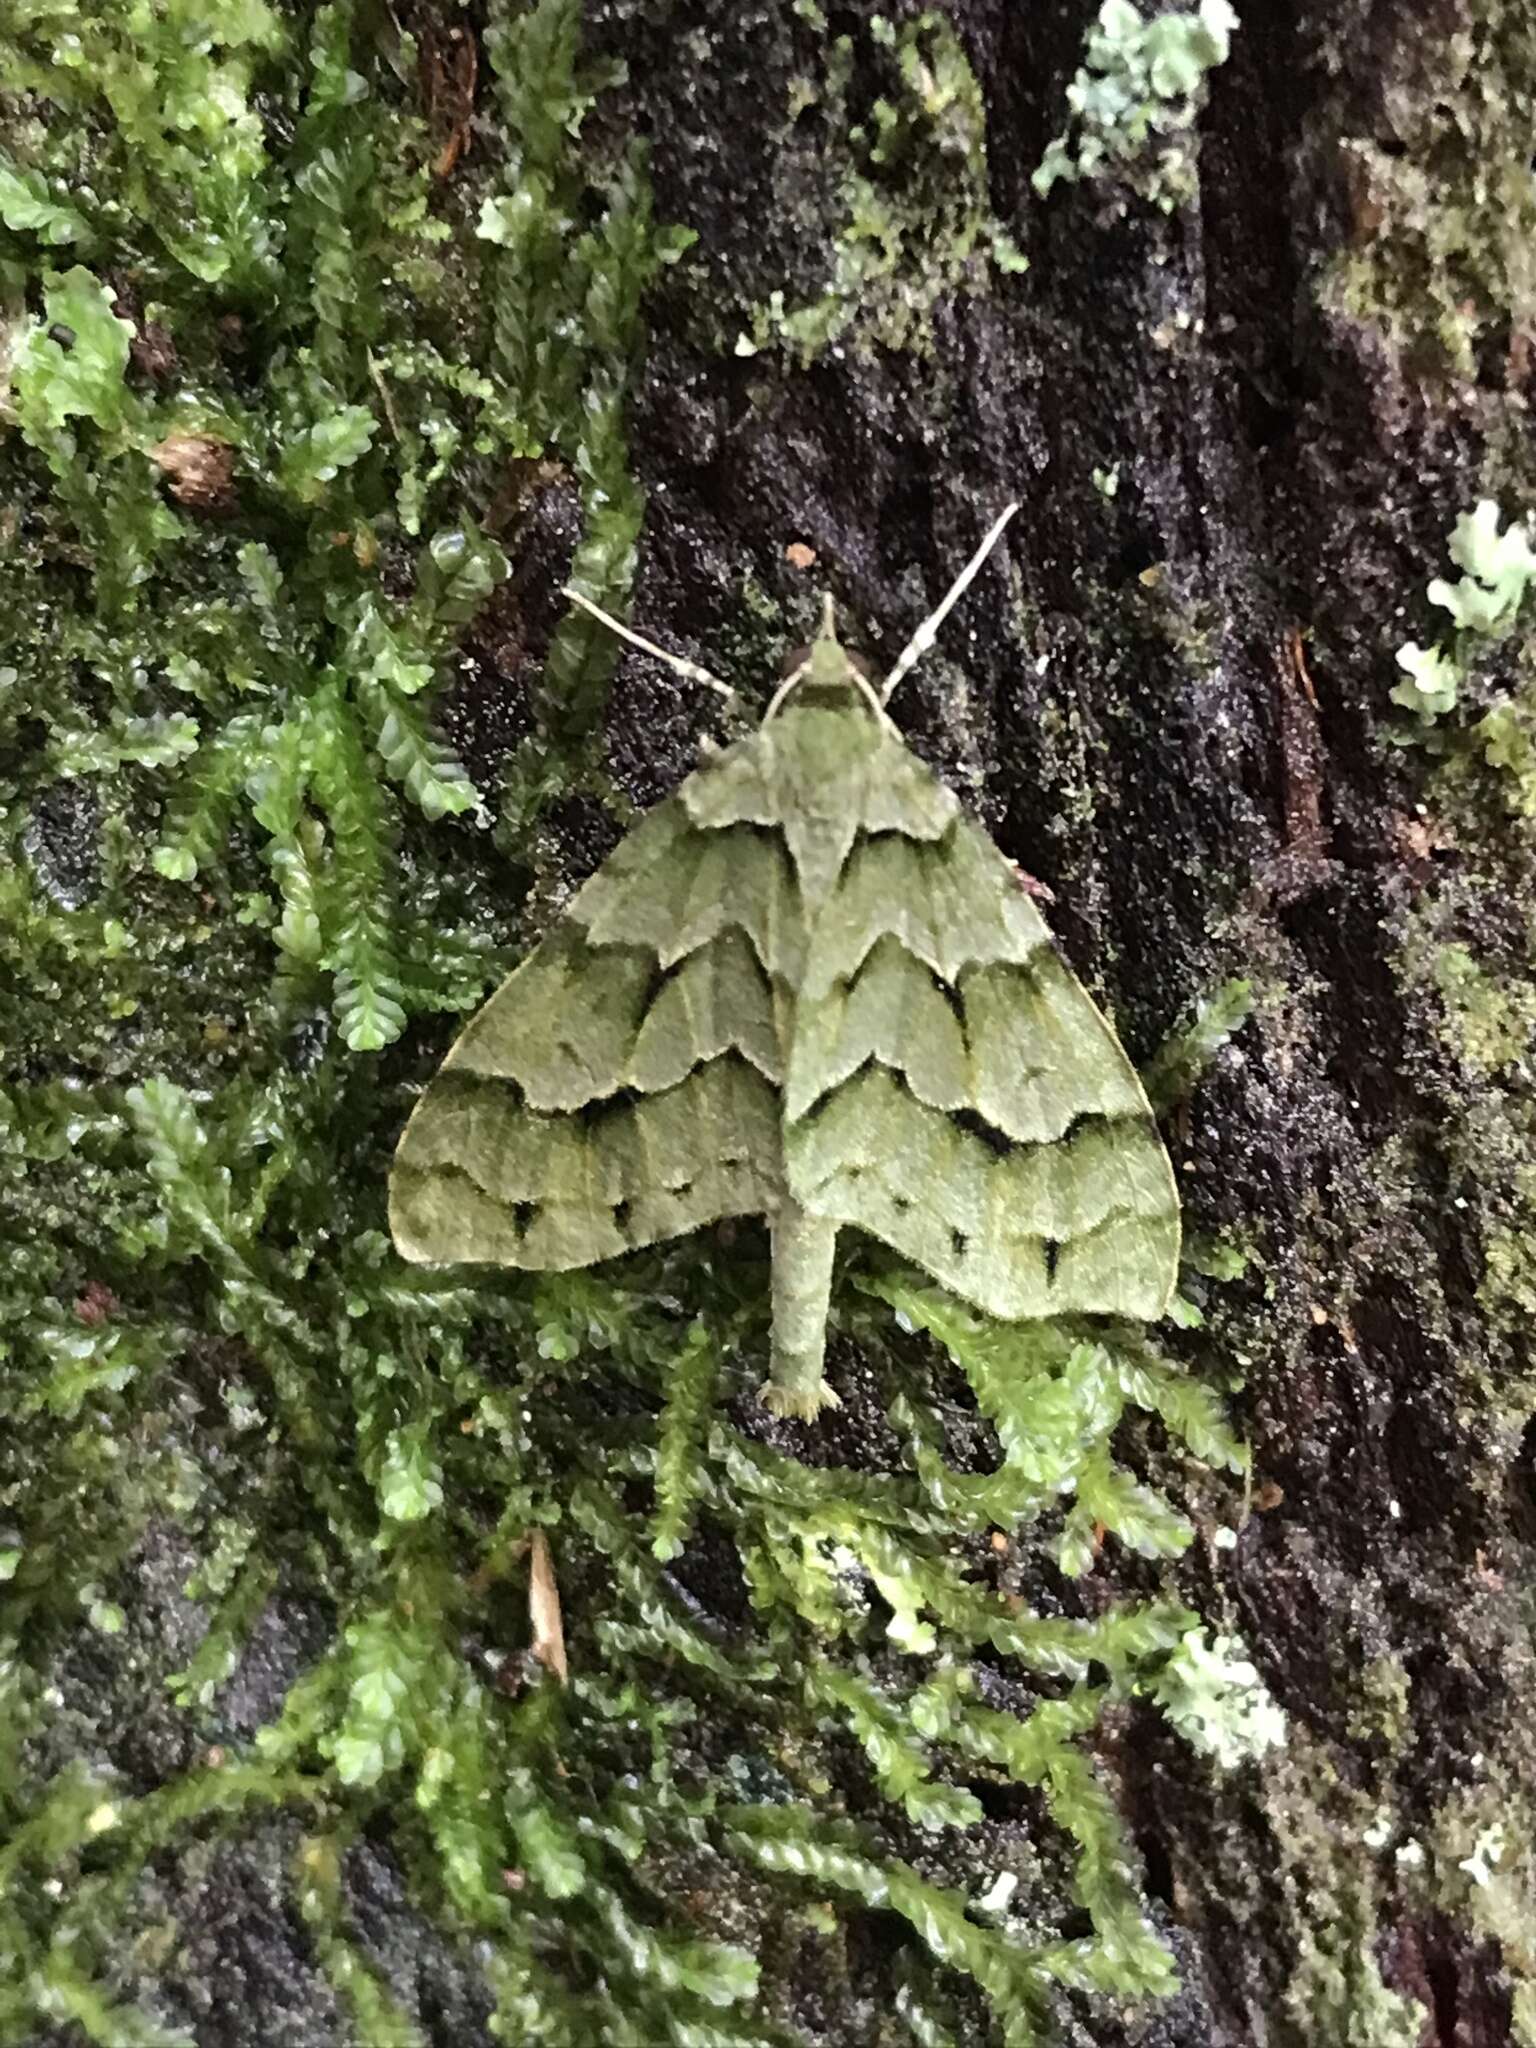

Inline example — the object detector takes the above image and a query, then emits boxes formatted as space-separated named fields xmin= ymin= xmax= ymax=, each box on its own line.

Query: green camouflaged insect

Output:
xmin=390 ymin=510 xmax=1180 ymax=1418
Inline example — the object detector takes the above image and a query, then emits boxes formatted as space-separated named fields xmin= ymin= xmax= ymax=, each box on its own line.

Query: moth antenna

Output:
xmin=562 ymin=586 xmax=735 ymax=701
xmin=760 ymin=658 xmax=813 ymax=725
xmin=879 ymin=501 xmax=1021 ymax=705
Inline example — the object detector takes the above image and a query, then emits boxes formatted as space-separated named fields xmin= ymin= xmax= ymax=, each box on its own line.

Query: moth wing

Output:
xmin=390 ymin=785 xmax=800 ymax=1270
xmin=784 ymin=811 xmax=1180 ymax=1320
xmin=391 ymin=1054 xmax=782 ymax=1270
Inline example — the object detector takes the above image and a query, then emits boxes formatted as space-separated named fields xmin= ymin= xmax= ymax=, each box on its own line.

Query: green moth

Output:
xmin=389 ymin=510 xmax=1180 ymax=1418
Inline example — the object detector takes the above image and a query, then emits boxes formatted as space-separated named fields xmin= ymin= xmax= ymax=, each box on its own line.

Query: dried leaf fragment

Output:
xmin=528 ymin=1527 xmax=568 ymax=1685
xmin=149 ymin=433 xmax=235 ymax=511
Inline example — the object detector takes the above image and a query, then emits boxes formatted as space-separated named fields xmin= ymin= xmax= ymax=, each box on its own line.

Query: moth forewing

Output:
xmin=780 ymin=788 xmax=1181 ymax=1332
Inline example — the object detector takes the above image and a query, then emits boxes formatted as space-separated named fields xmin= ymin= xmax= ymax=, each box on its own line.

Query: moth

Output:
xmin=389 ymin=509 xmax=1180 ymax=1418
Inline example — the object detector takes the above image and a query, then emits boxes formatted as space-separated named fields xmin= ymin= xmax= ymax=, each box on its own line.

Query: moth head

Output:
xmin=777 ymin=593 xmax=879 ymax=706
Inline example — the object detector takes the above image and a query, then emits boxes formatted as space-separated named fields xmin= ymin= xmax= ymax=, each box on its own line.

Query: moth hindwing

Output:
xmin=390 ymin=604 xmax=1181 ymax=1420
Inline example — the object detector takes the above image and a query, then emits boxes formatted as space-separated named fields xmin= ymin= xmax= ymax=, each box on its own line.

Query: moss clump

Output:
xmin=1396 ymin=880 xmax=1536 ymax=1461
xmin=1261 ymin=1729 xmax=1434 ymax=2048
xmin=732 ymin=10 xmax=1026 ymax=365
xmin=1382 ymin=503 xmax=1536 ymax=2031
xmin=1430 ymin=940 xmax=1536 ymax=1075
xmin=1327 ymin=0 xmax=1536 ymax=377
xmin=1432 ymin=1782 xmax=1536 ymax=2046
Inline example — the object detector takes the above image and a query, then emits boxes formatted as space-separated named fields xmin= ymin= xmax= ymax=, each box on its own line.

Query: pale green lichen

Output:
xmin=1391 ymin=499 xmax=1536 ymax=727
xmin=1033 ymin=0 xmax=1239 ymax=214
xmin=1387 ymin=497 xmax=1536 ymax=835
xmin=1150 ymin=1625 xmax=1286 ymax=1770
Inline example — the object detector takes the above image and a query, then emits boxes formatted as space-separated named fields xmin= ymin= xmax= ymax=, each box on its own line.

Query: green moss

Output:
xmin=478 ymin=0 xmax=694 ymax=741
xmin=1290 ymin=1909 xmax=1427 ymax=2048
xmin=1326 ymin=0 xmax=1536 ymax=376
xmin=1381 ymin=556 xmax=1536 ymax=2032
xmin=1346 ymin=1655 xmax=1414 ymax=1753
xmin=1267 ymin=1742 xmax=1428 ymax=2048
xmin=734 ymin=11 xmax=1025 ymax=365
xmin=1141 ymin=974 xmax=1256 ymax=1114
xmin=1396 ymin=892 xmax=1536 ymax=1448
xmin=1431 ymin=940 xmax=1536 ymax=1073
xmin=1432 ymin=1784 xmax=1536 ymax=2048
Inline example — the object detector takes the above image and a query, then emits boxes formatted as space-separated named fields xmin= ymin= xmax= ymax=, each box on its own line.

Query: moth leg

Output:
xmin=761 ymin=1200 xmax=842 ymax=1419
xmin=879 ymin=501 xmax=1021 ymax=705
xmin=562 ymin=586 xmax=735 ymax=700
